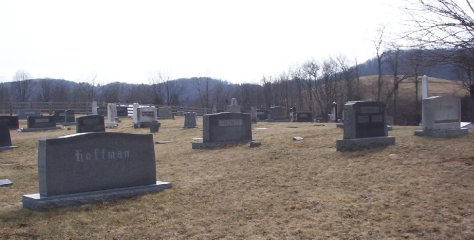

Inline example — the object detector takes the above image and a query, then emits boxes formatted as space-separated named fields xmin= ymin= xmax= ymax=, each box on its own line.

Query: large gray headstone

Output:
xmin=336 ymin=101 xmax=394 ymax=151
xmin=76 ymin=115 xmax=105 ymax=133
xmin=22 ymin=132 xmax=171 ymax=210
xmin=227 ymin=98 xmax=241 ymax=113
xmin=415 ymin=96 xmax=468 ymax=137
xmin=192 ymin=112 xmax=252 ymax=149
xmin=134 ymin=106 xmax=158 ymax=128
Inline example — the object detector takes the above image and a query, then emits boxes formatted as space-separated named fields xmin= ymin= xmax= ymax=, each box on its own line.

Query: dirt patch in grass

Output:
xmin=1 ymin=118 xmax=473 ymax=239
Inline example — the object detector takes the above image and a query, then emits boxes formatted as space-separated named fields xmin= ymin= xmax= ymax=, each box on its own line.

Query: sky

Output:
xmin=0 ymin=0 xmax=407 ymax=84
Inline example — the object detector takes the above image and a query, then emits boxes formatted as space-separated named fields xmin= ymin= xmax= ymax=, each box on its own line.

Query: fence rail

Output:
xmin=0 ymin=102 xmax=211 ymax=116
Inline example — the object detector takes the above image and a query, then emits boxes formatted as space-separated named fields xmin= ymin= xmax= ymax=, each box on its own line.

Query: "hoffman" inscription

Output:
xmin=75 ymin=148 xmax=130 ymax=162
xmin=218 ymin=119 xmax=243 ymax=127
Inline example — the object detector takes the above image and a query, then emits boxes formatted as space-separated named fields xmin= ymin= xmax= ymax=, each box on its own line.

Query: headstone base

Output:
xmin=0 ymin=146 xmax=18 ymax=151
xmin=22 ymin=181 xmax=171 ymax=211
xmin=59 ymin=122 xmax=77 ymax=126
xmin=414 ymin=128 xmax=468 ymax=137
xmin=105 ymin=122 xmax=118 ymax=128
xmin=19 ymin=126 xmax=61 ymax=132
xmin=336 ymin=136 xmax=395 ymax=151
xmin=192 ymin=140 xmax=251 ymax=149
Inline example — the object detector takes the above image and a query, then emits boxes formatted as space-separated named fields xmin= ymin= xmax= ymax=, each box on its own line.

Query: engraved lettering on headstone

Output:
xmin=218 ymin=119 xmax=243 ymax=127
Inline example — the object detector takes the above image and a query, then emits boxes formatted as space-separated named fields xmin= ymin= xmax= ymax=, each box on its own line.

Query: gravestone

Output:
xmin=295 ymin=111 xmax=313 ymax=122
xmin=92 ymin=101 xmax=98 ymax=115
xmin=0 ymin=123 xmax=17 ymax=150
xmin=250 ymin=107 xmax=258 ymax=123
xmin=184 ymin=112 xmax=197 ymax=128
xmin=269 ymin=106 xmax=288 ymax=121
xmin=192 ymin=112 xmax=252 ymax=149
xmin=158 ymin=106 xmax=173 ymax=119
xmin=97 ymin=107 xmax=107 ymax=116
xmin=54 ymin=110 xmax=76 ymax=126
xmin=17 ymin=109 xmax=41 ymax=120
xmin=0 ymin=116 xmax=19 ymax=129
xmin=336 ymin=101 xmax=395 ymax=151
xmin=22 ymin=132 xmax=171 ymax=210
xmin=117 ymin=106 xmax=129 ymax=117
xmin=133 ymin=105 xmax=159 ymax=128
xmin=227 ymin=98 xmax=241 ymax=113
xmin=149 ymin=121 xmax=160 ymax=133
xmin=105 ymin=103 xmax=118 ymax=128
xmin=20 ymin=116 xmax=60 ymax=132
xmin=329 ymin=102 xmax=337 ymax=122
xmin=257 ymin=109 xmax=269 ymax=121
xmin=415 ymin=96 xmax=468 ymax=137
xmin=76 ymin=115 xmax=105 ymax=133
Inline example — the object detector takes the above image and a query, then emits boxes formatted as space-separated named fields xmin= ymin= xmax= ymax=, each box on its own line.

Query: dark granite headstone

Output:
xmin=97 ymin=107 xmax=107 ymax=116
xmin=336 ymin=101 xmax=394 ymax=151
xmin=0 ymin=116 xmax=19 ymax=129
xmin=0 ymin=123 xmax=15 ymax=150
xmin=22 ymin=132 xmax=171 ymax=210
xmin=257 ymin=110 xmax=269 ymax=121
xmin=76 ymin=115 xmax=105 ymax=133
xmin=27 ymin=116 xmax=57 ymax=129
xmin=295 ymin=111 xmax=313 ymax=122
xmin=184 ymin=112 xmax=197 ymax=128
xmin=17 ymin=109 xmax=41 ymax=120
xmin=149 ymin=121 xmax=160 ymax=133
xmin=192 ymin=112 xmax=252 ymax=149
xmin=269 ymin=106 xmax=288 ymax=121
xmin=117 ymin=106 xmax=129 ymax=117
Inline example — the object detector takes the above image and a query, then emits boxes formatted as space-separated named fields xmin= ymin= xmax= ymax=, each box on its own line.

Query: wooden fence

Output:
xmin=0 ymin=102 xmax=211 ymax=116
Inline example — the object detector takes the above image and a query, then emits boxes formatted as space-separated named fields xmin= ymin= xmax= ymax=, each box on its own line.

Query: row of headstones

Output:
xmin=336 ymin=95 xmax=469 ymax=151
xmin=12 ymin=95 xmax=471 ymax=210
xmin=224 ymin=98 xmax=314 ymax=122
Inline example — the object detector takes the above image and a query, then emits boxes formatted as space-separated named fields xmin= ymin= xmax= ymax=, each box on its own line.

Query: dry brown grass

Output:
xmin=358 ymin=75 xmax=468 ymax=100
xmin=1 ymin=117 xmax=474 ymax=239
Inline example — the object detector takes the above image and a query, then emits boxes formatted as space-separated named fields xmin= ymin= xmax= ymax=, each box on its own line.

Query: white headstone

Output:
xmin=133 ymin=103 xmax=139 ymax=124
xmin=422 ymin=75 xmax=429 ymax=99
xmin=105 ymin=103 xmax=118 ymax=128
xmin=92 ymin=101 xmax=98 ymax=115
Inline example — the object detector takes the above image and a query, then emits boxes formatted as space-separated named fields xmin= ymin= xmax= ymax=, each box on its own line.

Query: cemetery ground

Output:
xmin=1 ymin=117 xmax=473 ymax=239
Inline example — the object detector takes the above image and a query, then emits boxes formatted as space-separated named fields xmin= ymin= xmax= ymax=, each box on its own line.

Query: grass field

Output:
xmin=1 ymin=117 xmax=474 ymax=239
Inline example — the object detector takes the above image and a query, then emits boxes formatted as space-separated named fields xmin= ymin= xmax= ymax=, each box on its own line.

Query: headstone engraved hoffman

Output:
xmin=227 ymin=98 xmax=241 ymax=113
xmin=22 ymin=132 xmax=172 ymax=210
xmin=0 ymin=123 xmax=17 ymax=150
xmin=0 ymin=116 xmax=19 ymax=130
xmin=336 ymin=101 xmax=395 ymax=151
xmin=269 ymin=106 xmax=288 ymax=121
xmin=105 ymin=103 xmax=118 ymax=128
xmin=20 ymin=116 xmax=60 ymax=132
xmin=17 ymin=109 xmax=41 ymax=120
xmin=76 ymin=115 xmax=105 ymax=133
xmin=415 ymin=96 xmax=468 ymax=137
xmin=192 ymin=112 xmax=252 ymax=149
xmin=295 ymin=111 xmax=313 ymax=122
xmin=184 ymin=112 xmax=197 ymax=128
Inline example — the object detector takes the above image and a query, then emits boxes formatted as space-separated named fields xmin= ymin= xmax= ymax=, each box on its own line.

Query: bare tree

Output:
xmin=11 ymin=70 xmax=32 ymax=102
xmin=405 ymin=0 xmax=474 ymax=97
xmin=373 ymin=26 xmax=387 ymax=101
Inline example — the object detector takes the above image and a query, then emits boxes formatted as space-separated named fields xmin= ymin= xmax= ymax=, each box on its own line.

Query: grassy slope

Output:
xmin=0 ymin=117 xmax=473 ymax=239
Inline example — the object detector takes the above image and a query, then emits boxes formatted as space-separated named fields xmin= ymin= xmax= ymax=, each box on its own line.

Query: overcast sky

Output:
xmin=0 ymin=0 xmax=407 ymax=84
